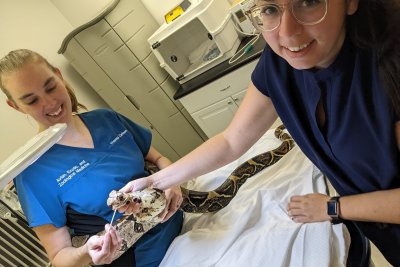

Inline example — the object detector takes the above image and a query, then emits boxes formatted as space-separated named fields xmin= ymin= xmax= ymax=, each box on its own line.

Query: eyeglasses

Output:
xmin=247 ymin=0 xmax=328 ymax=32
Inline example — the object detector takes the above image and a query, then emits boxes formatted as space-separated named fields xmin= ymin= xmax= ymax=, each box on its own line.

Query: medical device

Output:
xmin=230 ymin=0 xmax=256 ymax=35
xmin=148 ymin=0 xmax=241 ymax=84
xmin=0 ymin=123 xmax=67 ymax=190
xmin=164 ymin=0 xmax=192 ymax=23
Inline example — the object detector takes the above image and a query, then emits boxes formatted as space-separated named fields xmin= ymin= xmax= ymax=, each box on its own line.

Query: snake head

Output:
xmin=107 ymin=190 xmax=130 ymax=210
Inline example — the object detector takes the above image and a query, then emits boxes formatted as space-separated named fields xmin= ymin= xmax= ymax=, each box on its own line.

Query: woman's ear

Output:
xmin=347 ymin=0 xmax=359 ymax=15
xmin=6 ymin=99 xmax=25 ymax=113
xmin=54 ymin=67 xmax=64 ymax=80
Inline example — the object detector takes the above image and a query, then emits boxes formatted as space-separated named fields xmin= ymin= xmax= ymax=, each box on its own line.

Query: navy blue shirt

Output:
xmin=252 ymin=38 xmax=400 ymax=265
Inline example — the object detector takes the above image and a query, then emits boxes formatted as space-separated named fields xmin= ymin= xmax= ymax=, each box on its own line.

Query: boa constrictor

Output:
xmin=71 ymin=125 xmax=295 ymax=261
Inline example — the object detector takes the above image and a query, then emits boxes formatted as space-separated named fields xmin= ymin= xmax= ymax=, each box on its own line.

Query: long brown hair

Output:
xmin=347 ymin=0 xmax=400 ymax=117
xmin=0 ymin=49 xmax=86 ymax=112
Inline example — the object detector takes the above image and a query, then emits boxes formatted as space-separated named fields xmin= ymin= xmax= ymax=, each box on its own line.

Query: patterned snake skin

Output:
xmin=71 ymin=125 xmax=295 ymax=261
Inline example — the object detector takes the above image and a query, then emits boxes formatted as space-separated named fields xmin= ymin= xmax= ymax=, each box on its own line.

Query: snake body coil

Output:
xmin=72 ymin=125 xmax=295 ymax=261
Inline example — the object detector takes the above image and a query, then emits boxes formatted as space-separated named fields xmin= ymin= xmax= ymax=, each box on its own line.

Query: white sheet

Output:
xmin=160 ymin=129 xmax=350 ymax=267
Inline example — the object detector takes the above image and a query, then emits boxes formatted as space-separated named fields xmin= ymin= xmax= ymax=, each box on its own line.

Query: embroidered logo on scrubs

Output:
xmin=109 ymin=130 xmax=128 ymax=145
xmin=56 ymin=160 xmax=90 ymax=187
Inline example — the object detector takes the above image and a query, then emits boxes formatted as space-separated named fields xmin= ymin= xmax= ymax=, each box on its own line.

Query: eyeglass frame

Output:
xmin=245 ymin=0 xmax=329 ymax=32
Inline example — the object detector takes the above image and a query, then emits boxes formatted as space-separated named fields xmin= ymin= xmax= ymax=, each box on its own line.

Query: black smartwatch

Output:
xmin=327 ymin=196 xmax=342 ymax=224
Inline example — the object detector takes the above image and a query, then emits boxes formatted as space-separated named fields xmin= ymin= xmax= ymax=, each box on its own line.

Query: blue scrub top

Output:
xmin=15 ymin=109 xmax=152 ymax=228
xmin=252 ymin=37 xmax=400 ymax=265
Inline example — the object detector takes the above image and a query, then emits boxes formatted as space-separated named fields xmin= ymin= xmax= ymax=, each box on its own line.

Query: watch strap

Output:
xmin=327 ymin=196 xmax=342 ymax=224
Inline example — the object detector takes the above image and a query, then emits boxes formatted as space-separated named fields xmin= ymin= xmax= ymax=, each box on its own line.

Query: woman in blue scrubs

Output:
xmin=0 ymin=49 xmax=183 ymax=267
xmin=122 ymin=0 xmax=400 ymax=265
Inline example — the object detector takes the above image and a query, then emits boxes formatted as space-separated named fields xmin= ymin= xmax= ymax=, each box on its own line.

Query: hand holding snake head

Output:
xmin=107 ymin=188 xmax=167 ymax=223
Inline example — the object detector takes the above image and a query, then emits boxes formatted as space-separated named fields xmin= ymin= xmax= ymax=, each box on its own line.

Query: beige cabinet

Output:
xmin=180 ymin=60 xmax=258 ymax=137
xmin=59 ymin=0 xmax=204 ymax=161
xmin=191 ymin=90 xmax=246 ymax=137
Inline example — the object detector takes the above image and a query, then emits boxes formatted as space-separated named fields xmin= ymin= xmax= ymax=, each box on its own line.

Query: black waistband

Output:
xmin=66 ymin=207 xmax=108 ymax=236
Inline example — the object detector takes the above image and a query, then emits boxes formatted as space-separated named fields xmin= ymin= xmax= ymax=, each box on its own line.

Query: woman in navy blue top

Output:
xmin=124 ymin=0 xmax=400 ymax=265
xmin=0 ymin=49 xmax=183 ymax=267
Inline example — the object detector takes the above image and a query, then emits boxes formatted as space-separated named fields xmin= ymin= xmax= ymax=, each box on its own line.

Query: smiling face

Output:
xmin=3 ymin=61 xmax=73 ymax=130
xmin=258 ymin=0 xmax=359 ymax=69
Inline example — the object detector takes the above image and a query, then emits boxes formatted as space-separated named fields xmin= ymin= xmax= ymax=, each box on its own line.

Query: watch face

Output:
xmin=327 ymin=200 xmax=338 ymax=217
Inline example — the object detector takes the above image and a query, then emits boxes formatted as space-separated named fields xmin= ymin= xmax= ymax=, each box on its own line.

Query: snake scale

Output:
xmin=71 ymin=125 xmax=295 ymax=261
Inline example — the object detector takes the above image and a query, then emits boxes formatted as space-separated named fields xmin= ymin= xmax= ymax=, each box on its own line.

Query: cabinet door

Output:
xmin=180 ymin=59 xmax=258 ymax=114
xmin=63 ymin=38 xmax=180 ymax=161
xmin=191 ymin=97 xmax=238 ymax=138
xmin=232 ymin=89 xmax=247 ymax=107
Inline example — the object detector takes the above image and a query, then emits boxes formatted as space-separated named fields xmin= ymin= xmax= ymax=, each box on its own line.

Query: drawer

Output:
xmin=180 ymin=59 xmax=258 ymax=113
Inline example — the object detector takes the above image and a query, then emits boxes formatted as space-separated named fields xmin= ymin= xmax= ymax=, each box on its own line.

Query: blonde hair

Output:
xmin=0 ymin=49 xmax=86 ymax=112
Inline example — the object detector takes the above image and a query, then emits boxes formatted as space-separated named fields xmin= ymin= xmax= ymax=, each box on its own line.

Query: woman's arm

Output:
xmin=288 ymin=189 xmax=400 ymax=224
xmin=145 ymin=146 xmax=172 ymax=169
xmin=121 ymin=83 xmax=278 ymax=192
xmin=288 ymin=121 xmax=400 ymax=224
xmin=144 ymin=146 xmax=183 ymax=221
xmin=34 ymin=224 xmax=121 ymax=267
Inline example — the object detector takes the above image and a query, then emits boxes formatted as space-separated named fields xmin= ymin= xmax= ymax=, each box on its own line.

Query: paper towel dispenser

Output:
xmin=148 ymin=0 xmax=240 ymax=84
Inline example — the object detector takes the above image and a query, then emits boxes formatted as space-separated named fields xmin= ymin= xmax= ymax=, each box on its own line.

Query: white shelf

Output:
xmin=0 ymin=123 xmax=67 ymax=190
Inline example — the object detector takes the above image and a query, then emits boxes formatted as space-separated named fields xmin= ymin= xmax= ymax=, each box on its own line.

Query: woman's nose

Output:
xmin=42 ymin=95 xmax=57 ymax=107
xmin=278 ymin=10 xmax=302 ymax=37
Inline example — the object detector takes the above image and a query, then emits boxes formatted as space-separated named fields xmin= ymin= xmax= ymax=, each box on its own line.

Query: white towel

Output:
xmin=160 ymin=129 xmax=350 ymax=267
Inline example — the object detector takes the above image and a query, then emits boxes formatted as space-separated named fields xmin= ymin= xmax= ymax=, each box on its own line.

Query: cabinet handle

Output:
xmin=220 ymin=85 xmax=231 ymax=92
xmin=227 ymin=101 xmax=233 ymax=104
xmin=124 ymin=95 xmax=140 ymax=111
xmin=233 ymin=97 xmax=239 ymax=101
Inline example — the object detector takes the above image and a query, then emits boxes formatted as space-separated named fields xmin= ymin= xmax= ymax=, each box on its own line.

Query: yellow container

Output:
xmin=165 ymin=5 xmax=184 ymax=23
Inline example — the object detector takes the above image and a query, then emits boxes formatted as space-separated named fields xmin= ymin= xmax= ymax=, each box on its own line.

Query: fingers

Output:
xmin=105 ymin=224 xmax=121 ymax=253
xmin=117 ymin=201 xmax=141 ymax=215
xmin=160 ymin=187 xmax=183 ymax=222
xmin=88 ymin=224 xmax=123 ymax=265
xmin=286 ymin=194 xmax=331 ymax=223
xmin=119 ymin=181 xmax=134 ymax=193
xmin=120 ymin=178 xmax=149 ymax=193
xmin=100 ymin=225 xmax=121 ymax=263
xmin=113 ymin=198 xmax=142 ymax=215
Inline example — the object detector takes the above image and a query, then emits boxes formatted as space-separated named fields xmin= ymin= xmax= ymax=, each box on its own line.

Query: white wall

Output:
xmin=50 ymin=0 xmax=114 ymax=27
xmin=0 ymin=0 xmax=109 ymax=163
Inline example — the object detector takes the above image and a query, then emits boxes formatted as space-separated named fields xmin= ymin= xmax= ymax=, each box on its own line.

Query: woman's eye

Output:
xmin=46 ymin=86 xmax=56 ymax=93
xmin=298 ymin=0 xmax=321 ymax=8
xmin=261 ymin=5 xmax=279 ymax=16
xmin=27 ymin=98 xmax=38 ymax=105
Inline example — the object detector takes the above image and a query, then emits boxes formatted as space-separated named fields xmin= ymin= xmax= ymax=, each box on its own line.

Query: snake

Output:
xmin=71 ymin=125 xmax=295 ymax=261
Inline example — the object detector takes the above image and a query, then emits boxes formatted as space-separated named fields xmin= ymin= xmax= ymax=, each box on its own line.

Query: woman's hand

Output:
xmin=158 ymin=185 xmax=183 ymax=222
xmin=116 ymin=178 xmax=150 ymax=214
xmin=86 ymin=224 xmax=122 ymax=265
xmin=287 ymin=193 xmax=331 ymax=223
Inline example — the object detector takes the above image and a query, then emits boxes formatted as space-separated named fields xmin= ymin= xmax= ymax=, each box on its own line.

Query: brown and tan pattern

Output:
xmin=72 ymin=125 xmax=295 ymax=261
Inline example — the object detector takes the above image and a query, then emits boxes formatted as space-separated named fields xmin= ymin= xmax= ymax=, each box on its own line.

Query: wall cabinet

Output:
xmin=180 ymin=60 xmax=258 ymax=137
xmin=59 ymin=0 xmax=205 ymax=161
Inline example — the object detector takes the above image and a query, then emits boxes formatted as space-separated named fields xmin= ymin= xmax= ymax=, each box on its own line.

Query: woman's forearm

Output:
xmin=340 ymin=188 xmax=400 ymax=224
xmin=149 ymin=132 xmax=250 ymax=190
xmin=51 ymin=245 xmax=91 ymax=267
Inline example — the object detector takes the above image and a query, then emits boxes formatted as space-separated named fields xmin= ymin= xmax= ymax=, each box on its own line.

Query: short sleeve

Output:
xmin=251 ymin=46 xmax=271 ymax=97
xmin=15 ymin=171 xmax=66 ymax=228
